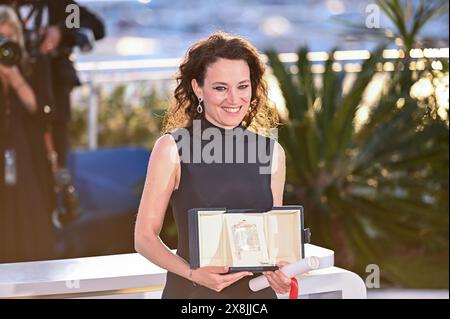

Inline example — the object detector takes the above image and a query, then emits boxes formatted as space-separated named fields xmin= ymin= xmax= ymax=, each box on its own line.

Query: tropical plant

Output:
xmin=266 ymin=43 xmax=449 ymax=287
xmin=377 ymin=0 xmax=449 ymax=123
xmin=336 ymin=0 xmax=449 ymax=121
xmin=376 ymin=0 xmax=448 ymax=52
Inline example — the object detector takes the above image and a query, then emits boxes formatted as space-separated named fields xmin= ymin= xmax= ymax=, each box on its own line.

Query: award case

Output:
xmin=188 ymin=206 xmax=310 ymax=272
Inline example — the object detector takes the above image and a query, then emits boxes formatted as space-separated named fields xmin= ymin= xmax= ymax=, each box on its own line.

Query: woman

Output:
xmin=135 ymin=32 xmax=291 ymax=298
xmin=0 ymin=6 xmax=55 ymax=263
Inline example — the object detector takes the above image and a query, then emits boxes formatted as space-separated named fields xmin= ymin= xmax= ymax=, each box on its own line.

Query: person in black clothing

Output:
xmin=0 ymin=0 xmax=105 ymax=167
xmin=1 ymin=0 xmax=104 ymax=228
xmin=0 ymin=5 xmax=55 ymax=263
xmin=1 ymin=1 xmax=104 ymax=262
xmin=135 ymin=32 xmax=292 ymax=298
xmin=46 ymin=0 xmax=105 ymax=168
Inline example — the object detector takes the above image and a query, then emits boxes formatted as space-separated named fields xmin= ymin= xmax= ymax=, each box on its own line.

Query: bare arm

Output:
xmin=271 ymin=141 xmax=286 ymax=207
xmin=135 ymin=134 xmax=252 ymax=291
xmin=267 ymin=141 xmax=291 ymax=294
xmin=134 ymin=134 xmax=191 ymax=279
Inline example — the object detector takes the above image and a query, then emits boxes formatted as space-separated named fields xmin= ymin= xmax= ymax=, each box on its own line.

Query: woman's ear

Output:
xmin=191 ymin=78 xmax=203 ymax=99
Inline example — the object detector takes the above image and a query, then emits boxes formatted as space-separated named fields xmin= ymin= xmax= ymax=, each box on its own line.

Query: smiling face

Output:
xmin=192 ymin=58 xmax=252 ymax=129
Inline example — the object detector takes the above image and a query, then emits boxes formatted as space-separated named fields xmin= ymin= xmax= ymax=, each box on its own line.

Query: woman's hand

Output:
xmin=0 ymin=64 xmax=24 ymax=89
xmin=40 ymin=25 xmax=62 ymax=55
xmin=191 ymin=266 xmax=253 ymax=292
xmin=263 ymin=261 xmax=292 ymax=294
xmin=0 ymin=64 xmax=37 ymax=113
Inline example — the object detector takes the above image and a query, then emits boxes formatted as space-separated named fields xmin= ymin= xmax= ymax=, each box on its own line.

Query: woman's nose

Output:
xmin=227 ymin=88 xmax=240 ymax=104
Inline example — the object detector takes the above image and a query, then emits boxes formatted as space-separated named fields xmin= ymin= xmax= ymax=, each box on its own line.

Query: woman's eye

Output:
xmin=213 ymin=85 xmax=249 ymax=91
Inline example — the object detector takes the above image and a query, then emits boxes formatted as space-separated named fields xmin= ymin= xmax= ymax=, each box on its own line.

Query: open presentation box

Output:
xmin=188 ymin=206 xmax=310 ymax=273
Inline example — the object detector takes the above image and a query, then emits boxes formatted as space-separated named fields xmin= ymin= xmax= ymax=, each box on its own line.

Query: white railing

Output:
xmin=74 ymin=48 xmax=449 ymax=150
xmin=0 ymin=244 xmax=367 ymax=299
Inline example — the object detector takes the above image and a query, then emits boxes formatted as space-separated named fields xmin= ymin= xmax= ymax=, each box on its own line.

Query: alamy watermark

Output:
xmin=169 ymin=120 xmax=279 ymax=175
xmin=65 ymin=264 xmax=81 ymax=289
xmin=365 ymin=4 xmax=381 ymax=29
xmin=365 ymin=264 xmax=380 ymax=288
xmin=65 ymin=4 xmax=80 ymax=29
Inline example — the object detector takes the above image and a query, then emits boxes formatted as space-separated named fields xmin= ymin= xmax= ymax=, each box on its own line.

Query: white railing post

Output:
xmin=88 ymin=76 xmax=99 ymax=150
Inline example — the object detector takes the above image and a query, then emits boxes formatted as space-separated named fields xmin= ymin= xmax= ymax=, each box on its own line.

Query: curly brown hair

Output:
xmin=162 ymin=31 xmax=278 ymax=134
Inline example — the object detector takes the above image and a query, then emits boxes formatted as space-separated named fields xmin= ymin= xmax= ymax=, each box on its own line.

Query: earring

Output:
xmin=197 ymin=97 xmax=203 ymax=114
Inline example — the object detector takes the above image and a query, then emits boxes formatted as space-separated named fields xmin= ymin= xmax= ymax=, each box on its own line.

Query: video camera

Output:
xmin=0 ymin=36 xmax=21 ymax=66
xmin=24 ymin=27 xmax=96 ymax=59
xmin=68 ymin=28 xmax=96 ymax=53
xmin=9 ymin=2 xmax=95 ymax=57
xmin=10 ymin=0 xmax=97 ymax=56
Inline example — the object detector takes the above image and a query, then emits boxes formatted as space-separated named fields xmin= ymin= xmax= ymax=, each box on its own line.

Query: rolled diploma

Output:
xmin=249 ymin=256 xmax=331 ymax=292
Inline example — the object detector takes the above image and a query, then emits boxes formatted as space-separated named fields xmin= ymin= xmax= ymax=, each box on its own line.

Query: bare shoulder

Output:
xmin=149 ymin=134 xmax=179 ymax=166
xmin=154 ymin=133 xmax=177 ymax=149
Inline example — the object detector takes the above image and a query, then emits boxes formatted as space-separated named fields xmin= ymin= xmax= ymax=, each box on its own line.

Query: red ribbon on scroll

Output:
xmin=289 ymin=277 xmax=299 ymax=299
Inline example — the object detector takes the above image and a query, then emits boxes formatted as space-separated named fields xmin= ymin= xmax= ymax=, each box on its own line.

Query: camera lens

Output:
xmin=0 ymin=36 xmax=22 ymax=66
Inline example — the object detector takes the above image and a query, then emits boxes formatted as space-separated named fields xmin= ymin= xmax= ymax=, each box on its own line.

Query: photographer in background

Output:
xmin=2 ymin=0 xmax=105 ymax=228
xmin=2 ymin=0 xmax=105 ymax=167
xmin=1 ymin=1 xmax=104 ymax=262
xmin=0 ymin=5 xmax=55 ymax=263
xmin=46 ymin=0 xmax=105 ymax=170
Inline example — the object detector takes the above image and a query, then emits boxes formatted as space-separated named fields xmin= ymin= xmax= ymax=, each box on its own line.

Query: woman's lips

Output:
xmin=221 ymin=106 xmax=242 ymax=113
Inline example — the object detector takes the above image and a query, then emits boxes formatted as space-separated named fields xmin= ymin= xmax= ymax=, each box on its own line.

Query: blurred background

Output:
xmin=1 ymin=0 xmax=448 ymax=298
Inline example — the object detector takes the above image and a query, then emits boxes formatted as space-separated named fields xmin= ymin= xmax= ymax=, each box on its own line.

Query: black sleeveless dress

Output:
xmin=162 ymin=117 xmax=277 ymax=299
